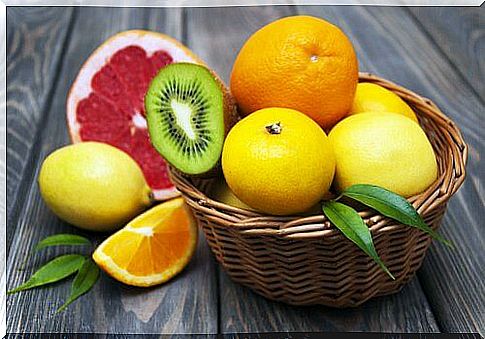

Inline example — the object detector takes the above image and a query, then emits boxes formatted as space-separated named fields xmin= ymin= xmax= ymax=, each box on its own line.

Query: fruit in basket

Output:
xmin=350 ymin=83 xmax=418 ymax=122
xmin=222 ymin=108 xmax=335 ymax=215
xmin=210 ymin=178 xmax=256 ymax=211
xmin=38 ymin=142 xmax=151 ymax=232
xmin=230 ymin=15 xmax=358 ymax=130
xmin=328 ymin=112 xmax=438 ymax=197
xmin=146 ymin=63 xmax=237 ymax=176
xmin=93 ymin=197 xmax=197 ymax=287
xmin=67 ymin=30 xmax=204 ymax=200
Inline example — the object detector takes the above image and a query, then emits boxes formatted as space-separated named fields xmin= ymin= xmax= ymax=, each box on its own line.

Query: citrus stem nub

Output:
xmin=144 ymin=186 xmax=155 ymax=206
xmin=265 ymin=122 xmax=282 ymax=135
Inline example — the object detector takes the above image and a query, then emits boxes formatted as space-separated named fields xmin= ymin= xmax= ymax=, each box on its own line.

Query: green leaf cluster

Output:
xmin=322 ymin=184 xmax=452 ymax=279
xmin=8 ymin=234 xmax=99 ymax=313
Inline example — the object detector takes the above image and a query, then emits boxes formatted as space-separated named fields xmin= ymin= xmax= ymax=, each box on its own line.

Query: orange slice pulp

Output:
xmin=93 ymin=197 xmax=197 ymax=287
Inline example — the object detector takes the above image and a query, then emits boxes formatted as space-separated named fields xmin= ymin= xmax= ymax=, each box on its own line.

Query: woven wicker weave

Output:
xmin=170 ymin=73 xmax=467 ymax=307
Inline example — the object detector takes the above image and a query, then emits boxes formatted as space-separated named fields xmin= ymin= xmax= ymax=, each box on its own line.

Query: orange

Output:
xmin=230 ymin=15 xmax=358 ymax=130
xmin=92 ymin=198 xmax=198 ymax=287
xmin=222 ymin=108 xmax=335 ymax=215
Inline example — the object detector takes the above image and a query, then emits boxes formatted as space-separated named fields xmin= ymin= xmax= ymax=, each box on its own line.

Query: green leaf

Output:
xmin=341 ymin=184 xmax=452 ymax=248
xmin=56 ymin=258 xmax=99 ymax=313
xmin=8 ymin=254 xmax=86 ymax=294
xmin=322 ymin=201 xmax=395 ymax=280
xmin=35 ymin=234 xmax=91 ymax=252
xmin=19 ymin=234 xmax=91 ymax=271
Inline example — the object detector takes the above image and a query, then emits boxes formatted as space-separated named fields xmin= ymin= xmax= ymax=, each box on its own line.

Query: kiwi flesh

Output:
xmin=145 ymin=63 xmax=237 ymax=176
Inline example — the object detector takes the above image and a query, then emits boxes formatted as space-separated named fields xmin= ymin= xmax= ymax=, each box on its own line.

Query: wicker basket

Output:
xmin=170 ymin=73 xmax=467 ymax=307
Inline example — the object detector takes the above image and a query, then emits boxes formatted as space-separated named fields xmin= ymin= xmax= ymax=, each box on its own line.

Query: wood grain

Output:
xmin=185 ymin=6 xmax=440 ymax=333
xmin=408 ymin=6 xmax=484 ymax=101
xmin=297 ymin=5 xmax=484 ymax=335
xmin=6 ymin=7 xmax=217 ymax=334
xmin=6 ymin=8 xmax=74 ymax=248
xmin=1 ymin=4 xmax=6 ymax=336
xmin=219 ymin=271 xmax=438 ymax=333
xmin=6 ymin=5 xmax=484 ymax=335
xmin=185 ymin=6 xmax=296 ymax=85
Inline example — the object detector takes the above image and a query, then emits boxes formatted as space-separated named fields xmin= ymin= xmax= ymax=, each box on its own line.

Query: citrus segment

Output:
xmin=67 ymin=30 xmax=203 ymax=200
xmin=93 ymin=197 xmax=198 ymax=287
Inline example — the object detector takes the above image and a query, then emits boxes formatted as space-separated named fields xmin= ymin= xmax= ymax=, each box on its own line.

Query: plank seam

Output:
xmin=405 ymin=7 xmax=485 ymax=106
xmin=416 ymin=270 xmax=446 ymax=333
xmin=6 ymin=8 xmax=78 ymax=257
xmin=289 ymin=5 xmax=442 ymax=332
xmin=216 ymin=262 xmax=222 ymax=334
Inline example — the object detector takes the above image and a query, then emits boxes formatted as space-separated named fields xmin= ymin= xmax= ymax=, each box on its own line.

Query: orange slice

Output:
xmin=93 ymin=197 xmax=197 ymax=287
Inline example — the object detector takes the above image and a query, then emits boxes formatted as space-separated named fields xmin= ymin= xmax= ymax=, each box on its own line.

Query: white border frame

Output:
xmin=1 ymin=1 xmax=483 ymax=337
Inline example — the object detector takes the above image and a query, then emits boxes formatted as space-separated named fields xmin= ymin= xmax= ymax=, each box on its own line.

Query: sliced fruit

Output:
xmin=93 ymin=197 xmax=198 ymax=287
xmin=67 ymin=30 xmax=204 ymax=200
xmin=145 ymin=63 xmax=237 ymax=176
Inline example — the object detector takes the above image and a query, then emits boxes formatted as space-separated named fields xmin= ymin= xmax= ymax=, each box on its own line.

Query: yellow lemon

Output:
xmin=328 ymin=112 xmax=437 ymax=197
xmin=38 ymin=142 xmax=152 ymax=232
xmin=350 ymin=83 xmax=418 ymax=122
xmin=222 ymin=108 xmax=335 ymax=215
xmin=210 ymin=178 xmax=257 ymax=211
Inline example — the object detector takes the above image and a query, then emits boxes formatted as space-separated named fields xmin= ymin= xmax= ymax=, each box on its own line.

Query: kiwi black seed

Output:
xmin=145 ymin=63 xmax=237 ymax=176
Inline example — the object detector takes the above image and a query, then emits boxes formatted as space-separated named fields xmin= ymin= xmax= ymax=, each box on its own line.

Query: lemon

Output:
xmin=222 ymin=108 xmax=335 ymax=215
xmin=329 ymin=112 xmax=437 ymax=197
xmin=38 ymin=142 xmax=151 ymax=232
xmin=210 ymin=178 xmax=257 ymax=211
xmin=350 ymin=83 xmax=418 ymax=122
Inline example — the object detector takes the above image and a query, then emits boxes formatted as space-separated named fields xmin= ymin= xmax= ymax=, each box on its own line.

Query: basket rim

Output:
xmin=170 ymin=72 xmax=468 ymax=239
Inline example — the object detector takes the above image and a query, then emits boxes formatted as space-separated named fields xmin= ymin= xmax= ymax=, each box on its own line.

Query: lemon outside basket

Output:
xmin=169 ymin=73 xmax=467 ymax=307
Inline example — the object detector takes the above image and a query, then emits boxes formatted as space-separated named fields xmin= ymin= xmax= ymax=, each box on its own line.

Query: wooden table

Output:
xmin=6 ymin=6 xmax=484 ymax=335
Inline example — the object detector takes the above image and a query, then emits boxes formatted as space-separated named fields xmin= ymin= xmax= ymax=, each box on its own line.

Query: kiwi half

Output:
xmin=145 ymin=63 xmax=237 ymax=176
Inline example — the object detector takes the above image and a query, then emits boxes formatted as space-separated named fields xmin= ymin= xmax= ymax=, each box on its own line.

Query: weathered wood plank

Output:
xmin=220 ymin=271 xmax=437 ymax=333
xmin=297 ymin=5 xmax=484 ymax=335
xmin=7 ymin=7 xmax=217 ymax=334
xmin=6 ymin=7 xmax=74 ymax=252
xmin=1 ymin=4 xmax=7 ymax=336
xmin=408 ymin=6 xmax=484 ymax=101
xmin=186 ymin=6 xmax=439 ymax=333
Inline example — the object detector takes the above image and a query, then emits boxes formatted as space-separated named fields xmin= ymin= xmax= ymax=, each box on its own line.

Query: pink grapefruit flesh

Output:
xmin=67 ymin=30 xmax=202 ymax=200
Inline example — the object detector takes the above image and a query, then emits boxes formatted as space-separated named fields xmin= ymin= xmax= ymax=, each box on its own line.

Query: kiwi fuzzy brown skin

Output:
xmin=198 ymin=76 xmax=239 ymax=178
xmin=146 ymin=63 xmax=239 ymax=178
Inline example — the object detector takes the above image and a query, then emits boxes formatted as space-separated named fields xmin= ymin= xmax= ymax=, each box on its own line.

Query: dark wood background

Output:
xmin=6 ymin=6 xmax=484 ymax=335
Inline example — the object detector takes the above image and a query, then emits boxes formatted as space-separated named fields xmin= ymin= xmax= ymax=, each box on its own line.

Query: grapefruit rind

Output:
xmin=92 ymin=197 xmax=198 ymax=287
xmin=67 ymin=30 xmax=204 ymax=201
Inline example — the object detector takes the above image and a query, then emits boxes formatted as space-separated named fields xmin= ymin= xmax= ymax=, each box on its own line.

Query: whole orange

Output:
xmin=222 ymin=107 xmax=335 ymax=215
xmin=230 ymin=15 xmax=358 ymax=130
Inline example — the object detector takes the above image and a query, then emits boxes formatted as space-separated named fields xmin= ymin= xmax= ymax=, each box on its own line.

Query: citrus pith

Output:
xmin=67 ymin=30 xmax=203 ymax=200
xmin=92 ymin=197 xmax=197 ymax=287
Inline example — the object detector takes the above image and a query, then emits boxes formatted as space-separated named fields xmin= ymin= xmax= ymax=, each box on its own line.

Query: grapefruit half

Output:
xmin=67 ymin=30 xmax=203 ymax=200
